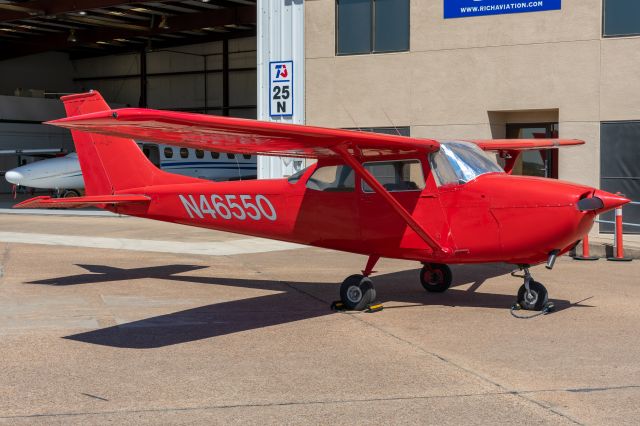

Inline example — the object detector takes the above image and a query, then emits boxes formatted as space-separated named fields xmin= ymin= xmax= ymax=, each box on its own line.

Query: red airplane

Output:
xmin=16 ymin=91 xmax=629 ymax=312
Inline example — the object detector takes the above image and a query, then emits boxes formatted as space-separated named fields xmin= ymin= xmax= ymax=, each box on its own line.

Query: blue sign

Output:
xmin=444 ymin=0 xmax=561 ymax=19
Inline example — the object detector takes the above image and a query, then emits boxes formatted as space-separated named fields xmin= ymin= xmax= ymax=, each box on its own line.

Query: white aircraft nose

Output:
xmin=4 ymin=170 xmax=24 ymax=185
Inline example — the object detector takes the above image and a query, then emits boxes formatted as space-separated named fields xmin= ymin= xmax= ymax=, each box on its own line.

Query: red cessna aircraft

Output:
xmin=16 ymin=91 xmax=629 ymax=312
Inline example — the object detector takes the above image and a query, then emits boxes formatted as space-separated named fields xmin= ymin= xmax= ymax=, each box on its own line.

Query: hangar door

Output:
xmin=600 ymin=121 xmax=640 ymax=234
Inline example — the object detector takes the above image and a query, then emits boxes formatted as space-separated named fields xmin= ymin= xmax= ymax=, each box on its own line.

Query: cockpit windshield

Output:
xmin=430 ymin=141 xmax=504 ymax=186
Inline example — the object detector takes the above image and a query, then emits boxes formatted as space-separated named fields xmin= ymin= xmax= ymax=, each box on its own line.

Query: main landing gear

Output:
xmin=339 ymin=255 xmax=379 ymax=311
xmin=339 ymin=274 xmax=376 ymax=311
xmin=337 ymin=256 xmax=456 ymax=311
xmin=420 ymin=263 xmax=452 ymax=293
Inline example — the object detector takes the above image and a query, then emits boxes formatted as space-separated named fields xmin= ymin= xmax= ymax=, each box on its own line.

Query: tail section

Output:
xmin=61 ymin=91 xmax=198 ymax=195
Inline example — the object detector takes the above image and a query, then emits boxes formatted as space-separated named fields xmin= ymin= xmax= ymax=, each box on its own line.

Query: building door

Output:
xmin=506 ymin=123 xmax=559 ymax=179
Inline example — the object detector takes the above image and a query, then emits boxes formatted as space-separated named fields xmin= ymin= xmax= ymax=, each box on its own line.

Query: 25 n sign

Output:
xmin=269 ymin=61 xmax=293 ymax=117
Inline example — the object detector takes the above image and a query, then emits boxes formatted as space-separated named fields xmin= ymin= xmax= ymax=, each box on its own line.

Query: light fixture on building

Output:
xmin=67 ymin=29 xmax=77 ymax=42
xmin=77 ymin=10 xmax=87 ymax=16
xmin=159 ymin=15 xmax=169 ymax=29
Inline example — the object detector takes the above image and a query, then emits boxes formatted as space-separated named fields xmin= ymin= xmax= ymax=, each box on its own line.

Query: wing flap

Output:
xmin=14 ymin=195 xmax=151 ymax=209
xmin=47 ymin=107 xmax=440 ymax=159
xmin=471 ymin=139 xmax=584 ymax=151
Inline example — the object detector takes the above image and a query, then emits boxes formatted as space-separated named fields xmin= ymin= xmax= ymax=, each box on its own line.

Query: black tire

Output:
xmin=340 ymin=274 xmax=375 ymax=311
xmin=62 ymin=189 xmax=80 ymax=198
xmin=420 ymin=263 xmax=452 ymax=293
xmin=517 ymin=281 xmax=548 ymax=311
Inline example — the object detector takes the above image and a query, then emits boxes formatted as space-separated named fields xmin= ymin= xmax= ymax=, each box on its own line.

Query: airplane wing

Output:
xmin=0 ymin=148 xmax=67 ymax=157
xmin=47 ymin=108 xmax=440 ymax=159
xmin=470 ymin=139 xmax=584 ymax=151
xmin=14 ymin=195 xmax=150 ymax=209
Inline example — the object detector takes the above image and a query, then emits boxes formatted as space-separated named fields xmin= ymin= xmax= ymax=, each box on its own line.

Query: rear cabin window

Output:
xmin=195 ymin=149 xmax=204 ymax=159
xmin=306 ymin=165 xmax=355 ymax=192
xmin=211 ymin=152 xmax=220 ymax=159
xmin=180 ymin=148 xmax=189 ymax=158
xmin=288 ymin=166 xmax=311 ymax=184
xmin=164 ymin=147 xmax=173 ymax=158
xmin=362 ymin=160 xmax=425 ymax=192
xmin=243 ymin=154 xmax=252 ymax=160
xmin=227 ymin=153 xmax=235 ymax=159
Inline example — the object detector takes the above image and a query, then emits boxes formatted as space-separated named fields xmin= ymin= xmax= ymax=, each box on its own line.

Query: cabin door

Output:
xmin=359 ymin=159 xmax=449 ymax=254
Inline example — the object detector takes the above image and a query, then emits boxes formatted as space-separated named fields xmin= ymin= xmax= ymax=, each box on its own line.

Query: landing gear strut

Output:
xmin=512 ymin=267 xmax=549 ymax=311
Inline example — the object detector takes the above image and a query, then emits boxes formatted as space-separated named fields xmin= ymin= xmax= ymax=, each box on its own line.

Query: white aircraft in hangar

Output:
xmin=5 ymin=143 xmax=257 ymax=197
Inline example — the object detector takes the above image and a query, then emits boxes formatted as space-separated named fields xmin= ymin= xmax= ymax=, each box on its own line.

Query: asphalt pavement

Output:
xmin=0 ymin=214 xmax=638 ymax=425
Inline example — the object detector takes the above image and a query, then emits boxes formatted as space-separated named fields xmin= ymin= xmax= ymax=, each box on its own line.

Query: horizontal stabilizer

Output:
xmin=13 ymin=195 xmax=150 ymax=209
xmin=471 ymin=139 xmax=584 ymax=151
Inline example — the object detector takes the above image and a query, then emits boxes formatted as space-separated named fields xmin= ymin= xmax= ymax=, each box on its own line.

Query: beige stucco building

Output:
xmin=304 ymin=1 xmax=639 ymax=201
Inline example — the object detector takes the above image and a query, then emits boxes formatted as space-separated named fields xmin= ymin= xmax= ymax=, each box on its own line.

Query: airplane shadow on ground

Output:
xmin=27 ymin=263 xmax=594 ymax=349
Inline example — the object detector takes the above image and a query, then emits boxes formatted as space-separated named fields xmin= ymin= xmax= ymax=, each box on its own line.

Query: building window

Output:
xmin=603 ymin=0 xmax=640 ymax=37
xmin=600 ymin=121 xmax=640 ymax=234
xmin=345 ymin=126 xmax=410 ymax=136
xmin=336 ymin=0 xmax=409 ymax=55
xmin=346 ymin=126 xmax=411 ymax=136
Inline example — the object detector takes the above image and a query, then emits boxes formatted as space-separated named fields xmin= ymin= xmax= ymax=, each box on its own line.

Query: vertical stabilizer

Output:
xmin=60 ymin=91 xmax=197 ymax=195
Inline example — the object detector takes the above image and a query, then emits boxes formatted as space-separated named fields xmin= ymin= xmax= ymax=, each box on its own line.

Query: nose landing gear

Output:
xmin=512 ymin=267 xmax=552 ymax=312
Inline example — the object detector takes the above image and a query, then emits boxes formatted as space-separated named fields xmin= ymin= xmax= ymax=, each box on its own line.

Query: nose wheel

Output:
xmin=513 ymin=267 xmax=549 ymax=311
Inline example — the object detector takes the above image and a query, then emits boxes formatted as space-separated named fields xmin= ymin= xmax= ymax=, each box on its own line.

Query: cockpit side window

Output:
xmin=361 ymin=160 xmax=425 ymax=192
xmin=306 ymin=165 xmax=355 ymax=192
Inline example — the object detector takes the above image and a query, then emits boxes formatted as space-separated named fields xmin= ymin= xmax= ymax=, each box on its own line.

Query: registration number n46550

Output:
xmin=179 ymin=194 xmax=277 ymax=221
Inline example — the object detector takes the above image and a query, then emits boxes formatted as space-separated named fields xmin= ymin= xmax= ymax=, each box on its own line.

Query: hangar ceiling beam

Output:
xmin=0 ymin=1 xmax=166 ymax=23
xmin=0 ymin=5 xmax=256 ymax=59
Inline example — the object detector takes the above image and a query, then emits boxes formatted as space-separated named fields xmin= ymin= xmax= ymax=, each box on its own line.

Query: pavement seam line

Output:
xmin=0 ymin=389 xmax=589 ymax=420
xmin=3 ymin=384 xmax=639 ymax=420
xmin=274 ymin=262 xmax=585 ymax=426
xmin=340 ymin=313 xmax=583 ymax=425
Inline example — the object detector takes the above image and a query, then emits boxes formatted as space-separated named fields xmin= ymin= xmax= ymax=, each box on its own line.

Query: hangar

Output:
xmin=1 ymin=0 xmax=639 ymax=235
xmin=0 ymin=0 xmax=258 ymax=193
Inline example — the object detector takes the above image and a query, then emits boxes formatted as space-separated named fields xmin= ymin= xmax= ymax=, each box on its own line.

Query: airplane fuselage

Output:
xmin=114 ymin=157 xmax=598 ymax=266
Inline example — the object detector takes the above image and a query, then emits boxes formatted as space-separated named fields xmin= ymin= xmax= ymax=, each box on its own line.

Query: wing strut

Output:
xmin=332 ymin=145 xmax=450 ymax=256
